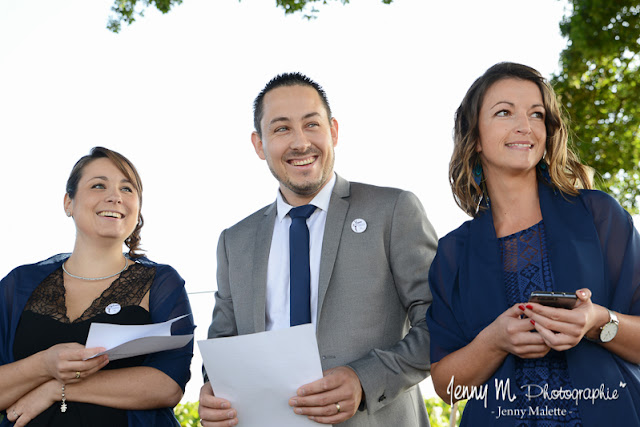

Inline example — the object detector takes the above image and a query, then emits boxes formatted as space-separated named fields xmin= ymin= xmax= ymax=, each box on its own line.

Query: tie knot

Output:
xmin=289 ymin=204 xmax=317 ymax=220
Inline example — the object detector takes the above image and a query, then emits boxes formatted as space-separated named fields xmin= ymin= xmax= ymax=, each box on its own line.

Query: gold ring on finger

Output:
xmin=335 ymin=403 xmax=341 ymax=413
xmin=75 ymin=371 xmax=81 ymax=379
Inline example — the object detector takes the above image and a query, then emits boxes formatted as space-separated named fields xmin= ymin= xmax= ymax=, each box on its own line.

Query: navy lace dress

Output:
xmin=499 ymin=221 xmax=582 ymax=426
xmin=12 ymin=264 xmax=154 ymax=427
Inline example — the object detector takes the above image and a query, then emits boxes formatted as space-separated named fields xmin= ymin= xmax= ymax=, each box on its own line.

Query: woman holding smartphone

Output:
xmin=426 ymin=62 xmax=640 ymax=425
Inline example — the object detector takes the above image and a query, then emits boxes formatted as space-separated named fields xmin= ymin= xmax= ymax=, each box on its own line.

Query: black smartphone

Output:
xmin=529 ymin=291 xmax=578 ymax=309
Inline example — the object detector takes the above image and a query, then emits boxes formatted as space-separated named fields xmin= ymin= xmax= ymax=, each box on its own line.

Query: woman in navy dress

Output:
xmin=0 ymin=147 xmax=194 ymax=426
xmin=426 ymin=62 xmax=640 ymax=426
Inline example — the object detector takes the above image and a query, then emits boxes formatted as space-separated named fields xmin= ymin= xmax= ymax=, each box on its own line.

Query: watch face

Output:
xmin=600 ymin=323 xmax=618 ymax=343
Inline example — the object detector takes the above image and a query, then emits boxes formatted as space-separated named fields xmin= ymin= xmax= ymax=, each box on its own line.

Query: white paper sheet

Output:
xmin=198 ymin=324 xmax=323 ymax=427
xmin=84 ymin=314 xmax=193 ymax=361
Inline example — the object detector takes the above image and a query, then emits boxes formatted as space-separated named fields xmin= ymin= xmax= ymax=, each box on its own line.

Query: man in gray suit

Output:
xmin=199 ymin=73 xmax=437 ymax=426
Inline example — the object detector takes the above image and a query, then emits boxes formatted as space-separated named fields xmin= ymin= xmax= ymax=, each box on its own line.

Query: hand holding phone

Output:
xmin=529 ymin=291 xmax=577 ymax=309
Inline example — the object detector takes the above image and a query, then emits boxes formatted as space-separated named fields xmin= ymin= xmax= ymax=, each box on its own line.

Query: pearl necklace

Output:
xmin=62 ymin=257 xmax=128 ymax=281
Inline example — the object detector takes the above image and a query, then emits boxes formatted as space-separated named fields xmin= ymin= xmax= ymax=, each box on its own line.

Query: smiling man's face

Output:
xmin=251 ymin=84 xmax=338 ymax=206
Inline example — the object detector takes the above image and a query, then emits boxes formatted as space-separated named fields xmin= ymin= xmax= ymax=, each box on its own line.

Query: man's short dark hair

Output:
xmin=253 ymin=72 xmax=332 ymax=137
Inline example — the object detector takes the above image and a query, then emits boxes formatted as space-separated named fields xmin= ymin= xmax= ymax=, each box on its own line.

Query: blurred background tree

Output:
xmin=107 ymin=0 xmax=181 ymax=33
xmin=107 ymin=0 xmax=640 ymax=212
xmin=107 ymin=0 xmax=393 ymax=32
xmin=172 ymin=399 xmax=466 ymax=427
xmin=552 ymin=0 xmax=640 ymax=213
xmin=174 ymin=401 xmax=201 ymax=426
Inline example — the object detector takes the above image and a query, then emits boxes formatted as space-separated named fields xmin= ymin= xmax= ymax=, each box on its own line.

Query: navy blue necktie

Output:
xmin=289 ymin=204 xmax=317 ymax=326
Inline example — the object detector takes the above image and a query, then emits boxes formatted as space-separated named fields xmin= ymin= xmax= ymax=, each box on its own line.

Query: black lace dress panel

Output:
xmin=13 ymin=263 xmax=155 ymax=427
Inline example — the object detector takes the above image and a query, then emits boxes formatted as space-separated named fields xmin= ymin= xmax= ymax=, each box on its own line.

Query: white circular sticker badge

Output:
xmin=105 ymin=303 xmax=121 ymax=315
xmin=351 ymin=218 xmax=367 ymax=233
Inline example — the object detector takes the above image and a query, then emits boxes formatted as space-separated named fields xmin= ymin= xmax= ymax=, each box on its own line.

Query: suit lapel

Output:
xmin=316 ymin=175 xmax=350 ymax=324
xmin=251 ymin=202 xmax=277 ymax=332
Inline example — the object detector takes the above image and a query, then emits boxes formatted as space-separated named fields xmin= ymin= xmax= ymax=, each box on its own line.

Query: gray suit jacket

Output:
xmin=208 ymin=174 xmax=437 ymax=426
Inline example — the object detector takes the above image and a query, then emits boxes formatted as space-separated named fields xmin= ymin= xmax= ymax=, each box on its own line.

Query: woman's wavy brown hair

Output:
xmin=66 ymin=147 xmax=145 ymax=258
xmin=450 ymin=62 xmax=592 ymax=217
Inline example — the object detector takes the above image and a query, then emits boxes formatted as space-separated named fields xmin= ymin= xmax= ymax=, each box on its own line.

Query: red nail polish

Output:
xmin=530 ymin=319 xmax=535 ymax=325
xmin=519 ymin=305 xmax=525 ymax=311
xmin=526 ymin=305 xmax=533 ymax=310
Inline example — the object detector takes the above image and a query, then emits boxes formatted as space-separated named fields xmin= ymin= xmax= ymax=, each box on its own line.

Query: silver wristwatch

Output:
xmin=599 ymin=309 xmax=619 ymax=343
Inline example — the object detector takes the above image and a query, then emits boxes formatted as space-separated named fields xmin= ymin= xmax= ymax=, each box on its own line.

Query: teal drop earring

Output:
xmin=473 ymin=163 xmax=483 ymax=186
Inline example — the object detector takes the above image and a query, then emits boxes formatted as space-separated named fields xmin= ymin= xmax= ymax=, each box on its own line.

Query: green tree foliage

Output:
xmin=552 ymin=0 xmax=640 ymax=212
xmin=426 ymin=398 xmax=467 ymax=426
xmin=107 ymin=0 xmax=394 ymax=32
xmin=174 ymin=401 xmax=202 ymax=427
xmin=174 ymin=399 xmax=465 ymax=427
xmin=107 ymin=0 xmax=182 ymax=33
xmin=273 ymin=0 xmax=393 ymax=17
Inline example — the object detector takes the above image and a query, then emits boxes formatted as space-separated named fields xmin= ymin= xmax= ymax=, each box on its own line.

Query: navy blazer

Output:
xmin=427 ymin=182 xmax=640 ymax=426
xmin=0 ymin=254 xmax=194 ymax=427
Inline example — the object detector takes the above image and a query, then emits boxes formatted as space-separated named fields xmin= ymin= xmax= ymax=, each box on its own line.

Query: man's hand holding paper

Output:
xmin=289 ymin=366 xmax=363 ymax=424
xmin=198 ymin=324 xmax=323 ymax=427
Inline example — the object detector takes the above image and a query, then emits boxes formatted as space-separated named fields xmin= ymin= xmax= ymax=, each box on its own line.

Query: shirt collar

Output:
xmin=276 ymin=173 xmax=336 ymax=222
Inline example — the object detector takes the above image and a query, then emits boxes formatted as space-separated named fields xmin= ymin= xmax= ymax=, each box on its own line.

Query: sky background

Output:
xmin=0 ymin=0 xmax=570 ymax=403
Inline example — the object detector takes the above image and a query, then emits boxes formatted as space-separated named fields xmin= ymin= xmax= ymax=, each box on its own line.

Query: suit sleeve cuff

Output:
xmin=346 ymin=359 xmax=389 ymax=414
